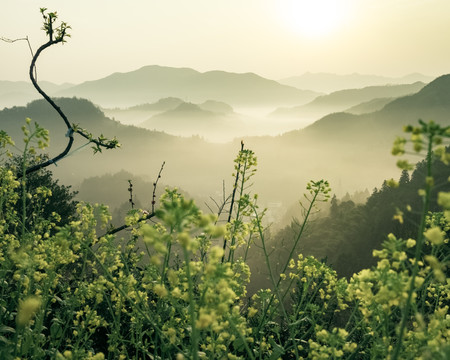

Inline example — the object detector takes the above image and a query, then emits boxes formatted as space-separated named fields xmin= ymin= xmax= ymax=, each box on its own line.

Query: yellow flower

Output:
xmin=248 ymin=307 xmax=258 ymax=318
xmin=424 ymin=227 xmax=445 ymax=245
xmin=154 ymin=284 xmax=168 ymax=298
xmin=196 ymin=312 xmax=213 ymax=329
xmin=406 ymin=238 xmax=416 ymax=248
xmin=437 ymin=191 xmax=450 ymax=209
xmin=17 ymin=296 xmax=41 ymax=327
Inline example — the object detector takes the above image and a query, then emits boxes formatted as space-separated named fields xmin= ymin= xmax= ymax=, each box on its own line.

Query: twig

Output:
xmin=99 ymin=161 xmax=166 ymax=239
xmin=1 ymin=36 xmax=37 ymax=96
xmin=128 ymin=180 xmax=135 ymax=209
xmin=221 ymin=140 xmax=245 ymax=262
xmin=152 ymin=161 xmax=165 ymax=213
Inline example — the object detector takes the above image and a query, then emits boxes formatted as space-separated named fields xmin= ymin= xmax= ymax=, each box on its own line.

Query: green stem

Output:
xmin=222 ymin=142 xmax=244 ymax=263
xmin=391 ymin=134 xmax=434 ymax=360
xmin=183 ymin=247 xmax=199 ymax=360
xmin=227 ymin=156 xmax=249 ymax=264
xmin=21 ymin=144 xmax=28 ymax=238
xmin=255 ymin=187 xmax=321 ymax=335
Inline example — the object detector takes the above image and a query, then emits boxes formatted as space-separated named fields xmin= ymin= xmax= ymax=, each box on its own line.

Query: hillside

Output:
xmin=139 ymin=101 xmax=243 ymax=142
xmin=102 ymin=97 xmax=185 ymax=126
xmin=0 ymin=80 xmax=73 ymax=109
xmin=271 ymin=82 xmax=426 ymax=120
xmin=56 ymin=65 xmax=320 ymax=108
xmin=279 ymin=72 xmax=433 ymax=93
xmin=1 ymin=73 xmax=448 ymax=214
xmin=344 ymin=97 xmax=394 ymax=114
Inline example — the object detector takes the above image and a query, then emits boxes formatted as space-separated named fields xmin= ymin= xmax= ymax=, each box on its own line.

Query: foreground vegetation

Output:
xmin=0 ymin=118 xmax=449 ymax=360
xmin=1 ymin=9 xmax=449 ymax=360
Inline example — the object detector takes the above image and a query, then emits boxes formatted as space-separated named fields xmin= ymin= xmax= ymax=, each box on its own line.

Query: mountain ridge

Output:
xmin=279 ymin=72 xmax=434 ymax=93
xmin=56 ymin=65 xmax=320 ymax=108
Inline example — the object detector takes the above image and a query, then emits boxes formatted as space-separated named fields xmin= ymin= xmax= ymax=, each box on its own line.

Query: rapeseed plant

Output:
xmin=1 ymin=13 xmax=449 ymax=357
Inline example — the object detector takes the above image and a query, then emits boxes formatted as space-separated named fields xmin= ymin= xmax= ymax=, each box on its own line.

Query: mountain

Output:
xmin=0 ymin=97 xmax=235 ymax=199
xmin=140 ymin=101 xmax=243 ymax=142
xmin=271 ymin=82 xmax=426 ymax=120
xmin=128 ymin=97 xmax=184 ymax=112
xmin=277 ymin=75 xmax=450 ymax=150
xmin=344 ymin=97 xmax=395 ymax=115
xmin=199 ymin=100 xmax=233 ymax=114
xmin=56 ymin=65 xmax=320 ymax=108
xmin=279 ymin=72 xmax=434 ymax=93
xmin=0 ymin=80 xmax=73 ymax=109
xmin=240 ymin=74 xmax=450 ymax=204
xmin=1 ymin=74 xmax=448 ymax=216
xmin=102 ymin=97 xmax=185 ymax=126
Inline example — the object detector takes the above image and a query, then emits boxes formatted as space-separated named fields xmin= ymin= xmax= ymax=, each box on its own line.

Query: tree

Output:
xmin=5 ymin=154 xmax=78 ymax=232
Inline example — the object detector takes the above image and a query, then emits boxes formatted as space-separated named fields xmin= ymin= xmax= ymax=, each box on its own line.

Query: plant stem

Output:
xmin=391 ymin=134 xmax=434 ymax=360
xmin=183 ymin=248 xmax=199 ymax=360
xmin=222 ymin=141 xmax=244 ymax=263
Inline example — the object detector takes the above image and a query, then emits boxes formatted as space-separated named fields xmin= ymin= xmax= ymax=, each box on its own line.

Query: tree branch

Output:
xmin=10 ymin=9 xmax=119 ymax=178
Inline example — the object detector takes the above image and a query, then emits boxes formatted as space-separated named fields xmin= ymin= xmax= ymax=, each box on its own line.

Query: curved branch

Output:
xmin=16 ymin=37 xmax=73 ymax=178
xmin=15 ymin=10 xmax=119 ymax=178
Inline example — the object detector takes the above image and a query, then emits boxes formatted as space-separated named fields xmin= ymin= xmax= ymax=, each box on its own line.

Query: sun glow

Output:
xmin=280 ymin=0 xmax=350 ymax=38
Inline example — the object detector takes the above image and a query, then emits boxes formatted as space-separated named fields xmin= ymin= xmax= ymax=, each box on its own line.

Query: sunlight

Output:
xmin=279 ymin=0 xmax=349 ymax=38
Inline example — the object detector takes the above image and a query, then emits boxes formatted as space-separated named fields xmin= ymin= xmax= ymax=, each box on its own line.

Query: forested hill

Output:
xmin=0 ymin=97 xmax=233 ymax=198
xmin=1 ymin=72 xmax=448 ymax=208
xmin=287 ymin=74 xmax=450 ymax=139
xmin=263 ymin=156 xmax=450 ymax=282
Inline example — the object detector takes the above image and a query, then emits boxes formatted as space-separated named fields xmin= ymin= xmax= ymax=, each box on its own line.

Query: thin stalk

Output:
xmin=183 ymin=248 xmax=199 ymax=360
xmin=256 ymin=187 xmax=321 ymax=334
xmin=21 ymin=149 xmax=28 ymax=237
xmin=227 ymin=316 xmax=255 ymax=360
xmin=391 ymin=135 xmax=434 ymax=360
xmin=221 ymin=141 xmax=244 ymax=263
xmin=227 ymin=163 xmax=249 ymax=264
xmin=82 ymin=244 xmax=185 ymax=355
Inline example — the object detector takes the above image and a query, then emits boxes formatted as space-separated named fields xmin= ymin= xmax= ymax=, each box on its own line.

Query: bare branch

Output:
xmin=152 ymin=161 xmax=165 ymax=213
xmin=99 ymin=161 xmax=166 ymax=239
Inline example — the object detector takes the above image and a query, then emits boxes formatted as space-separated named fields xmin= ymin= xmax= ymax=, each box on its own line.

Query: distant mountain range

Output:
xmin=1 ymin=74 xmax=448 ymax=209
xmin=55 ymin=65 xmax=320 ymax=108
xmin=279 ymin=72 xmax=434 ymax=93
xmin=271 ymin=82 xmax=426 ymax=120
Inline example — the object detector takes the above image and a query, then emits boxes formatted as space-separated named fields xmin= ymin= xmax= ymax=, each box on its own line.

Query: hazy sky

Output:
xmin=1 ymin=0 xmax=449 ymax=84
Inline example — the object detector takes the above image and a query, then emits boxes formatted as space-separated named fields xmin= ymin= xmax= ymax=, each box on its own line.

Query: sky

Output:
xmin=1 ymin=0 xmax=450 ymax=84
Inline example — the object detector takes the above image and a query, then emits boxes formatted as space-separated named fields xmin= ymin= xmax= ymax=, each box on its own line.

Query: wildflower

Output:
xmin=177 ymin=232 xmax=191 ymax=249
xmin=196 ymin=312 xmax=214 ymax=329
xmin=248 ymin=307 xmax=258 ymax=318
xmin=437 ymin=191 xmax=450 ymax=209
xmin=17 ymin=296 xmax=41 ymax=326
xmin=209 ymin=246 xmax=224 ymax=262
xmin=154 ymin=284 xmax=168 ymax=298
xmin=424 ymin=227 xmax=445 ymax=245
xmin=406 ymin=238 xmax=416 ymax=248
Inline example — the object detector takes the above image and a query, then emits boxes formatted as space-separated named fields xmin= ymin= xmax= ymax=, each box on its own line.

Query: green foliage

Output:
xmin=0 ymin=118 xmax=449 ymax=359
xmin=1 ymin=9 xmax=449 ymax=359
xmin=5 ymin=154 xmax=78 ymax=231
